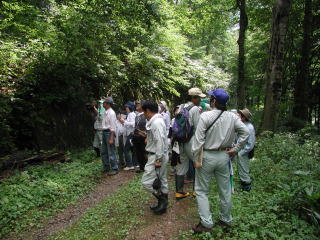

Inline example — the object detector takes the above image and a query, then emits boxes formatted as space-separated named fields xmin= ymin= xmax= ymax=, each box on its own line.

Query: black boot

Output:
xmin=175 ymin=175 xmax=189 ymax=200
xmin=241 ymin=181 xmax=252 ymax=192
xmin=94 ymin=148 xmax=100 ymax=158
xmin=153 ymin=193 xmax=168 ymax=215
xmin=150 ymin=193 xmax=160 ymax=211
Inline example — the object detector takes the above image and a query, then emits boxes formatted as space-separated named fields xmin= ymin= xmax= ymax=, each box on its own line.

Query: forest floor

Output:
xmin=6 ymin=170 xmax=136 ymax=240
xmin=1 ymin=132 xmax=320 ymax=240
xmin=9 ymin=172 xmax=198 ymax=240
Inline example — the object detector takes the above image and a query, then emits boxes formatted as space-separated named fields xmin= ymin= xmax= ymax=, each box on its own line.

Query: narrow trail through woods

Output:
xmin=128 ymin=174 xmax=198 ymax=240
xmin=5 ymin=171 xmax=135 ymax=240
xmin=5 ymin=168 xmax=198 ymax=240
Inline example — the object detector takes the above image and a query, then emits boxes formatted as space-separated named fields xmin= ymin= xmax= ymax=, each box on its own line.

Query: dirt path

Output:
xmin=128 ymin=175 xmax=198 ymax=240
xmin=5 ymin=171 xmax=135 ymax=240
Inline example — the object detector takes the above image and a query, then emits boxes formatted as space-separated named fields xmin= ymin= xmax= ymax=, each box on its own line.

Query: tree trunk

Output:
xmin=236 ymin=0 xmax=248 ymax=109
xmin=260 ymin=0 xmax=291 ymax=132
xmin=292 ymin=0 xmax=312 ymax=122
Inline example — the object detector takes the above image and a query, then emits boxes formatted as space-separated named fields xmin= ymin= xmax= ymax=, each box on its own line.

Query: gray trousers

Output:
xmin=141 ymin=153 xmax=169 ymax=194
xmin=177 ymin=137 xmax=194 ymax=175
xmin=93 ymin=130 xmax=103 ymax=149
xmin=195 ymin=151 xmax=232 ymax=228
xmin=237 ymin=152 xmax=251 ymax=184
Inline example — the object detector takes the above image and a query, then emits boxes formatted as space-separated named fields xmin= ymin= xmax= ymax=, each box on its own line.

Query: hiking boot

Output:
xmin=175 ymin=175 xmax=187 ymax=192
xmin=191 ymin=191 xmax=196 ymax=197
xmin=175 ymin=191 xmax=190 ymax=200
xmin=241 ymin=181 xmax=252 ymax=192
xmin=94 ymin=148 xmax=100 ymax=158
xmin=192 ymin=222 xmax=212 ymax=234
xmin=217 ymin=220 xmax=232 ymax=228
xmin=150 ymin=193 xmax=160 ymax=211
xmin=243 ymin=185 xmax=251 ymax=191
xmin=107 ymin=170 xmax=118 ymax=176
xmin=153 ymin=193 xmax=168 ymax=215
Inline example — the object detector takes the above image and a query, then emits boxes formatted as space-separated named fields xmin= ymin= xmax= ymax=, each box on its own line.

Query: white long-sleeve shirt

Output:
xmin=94 ymin=114 xmax=103 ymax=130
xmin=161 ymin=112 xmax=171 ymax=131
xmin=239 ymin=122 xmax=256 ymax=155
xmin=101 ymin=108 xmax=117 ymax=132
xmin=115 ymin=120 xmax=125 ymax=147
xmin=192 ymin=109 xmax=249 ymax=156
xmin=124 ymin=112 xmax=136 ymax=136
xmin=145 ymin=114 xmax=168 ymax=160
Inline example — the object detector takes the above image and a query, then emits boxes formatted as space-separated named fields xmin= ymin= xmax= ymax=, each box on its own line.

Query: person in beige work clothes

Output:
xmin=192 ymin=88 xmax=249 ymax=234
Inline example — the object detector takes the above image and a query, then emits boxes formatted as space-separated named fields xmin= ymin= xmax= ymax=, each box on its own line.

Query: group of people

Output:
xmin=90 ymin=87 xmax=256 ymax=234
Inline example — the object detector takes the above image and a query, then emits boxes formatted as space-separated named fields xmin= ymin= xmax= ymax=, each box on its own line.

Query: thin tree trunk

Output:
xmin=260 ymin=0 xmax=291 ymax=132
xmin=236 ymin=0 xmax=248 ymax=109
xmin=292 ymin=0 xmax=312 ymax=122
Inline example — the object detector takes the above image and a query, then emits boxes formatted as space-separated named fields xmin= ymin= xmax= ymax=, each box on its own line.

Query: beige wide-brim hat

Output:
xmin=239 ymin=108 xmax=252 ymax=121
xmin=188 ymin=88 xmax=206 ymax=98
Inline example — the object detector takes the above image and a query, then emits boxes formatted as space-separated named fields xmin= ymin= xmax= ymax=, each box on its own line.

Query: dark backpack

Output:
xmin=172 ymin=104 xmax=194 ymax=143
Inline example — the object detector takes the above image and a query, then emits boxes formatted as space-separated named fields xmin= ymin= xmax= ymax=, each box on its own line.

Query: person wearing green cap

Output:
xmin=191 ymin=88 xmax=249 ymax=234
xmin=92 ymin=100 xmax=104 ymax=157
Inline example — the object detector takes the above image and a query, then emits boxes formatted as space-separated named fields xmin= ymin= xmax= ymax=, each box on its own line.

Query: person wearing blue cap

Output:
xmin=120 ymin=101 xmax=138 ymax=171
xmin=191 ymin=88 xmax=249 ymax=233
xmin=101 ymin=97 xmax=119 ymax=176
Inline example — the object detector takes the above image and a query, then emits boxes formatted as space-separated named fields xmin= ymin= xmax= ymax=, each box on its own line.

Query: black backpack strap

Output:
xmin=185 ymin=103 xmax=194 ymax=111
xmin=205 ymin=110 xmax=224 ymax=134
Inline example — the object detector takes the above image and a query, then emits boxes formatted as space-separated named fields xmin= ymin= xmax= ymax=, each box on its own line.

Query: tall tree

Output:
xmin=236 ymin=0 xmax=248 ymax=109
xmin=261 ymin=0 xmax=291 ymax=132
xmin=292 ymin=0 xmax=313 ymax=122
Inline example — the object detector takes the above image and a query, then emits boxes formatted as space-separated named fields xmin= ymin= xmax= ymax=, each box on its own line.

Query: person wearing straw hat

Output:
xmin=175 ymin=87 xmax=206 ymax=200
xmin=191 ymin=88 xmax=249 ymax=234
xmin=237 ymin=108 xmax=255 ymax=191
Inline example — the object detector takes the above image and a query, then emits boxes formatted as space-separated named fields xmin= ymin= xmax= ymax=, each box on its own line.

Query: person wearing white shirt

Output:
xmin=120 ymin=102 xmax=137 ymax=170
xmin=101 ymin=97 xmax=118 ymax=175
xmin=115 ymin=112 xmax=126 ymax=168
xmin=159 ymin=103 xmax=171 ymax=135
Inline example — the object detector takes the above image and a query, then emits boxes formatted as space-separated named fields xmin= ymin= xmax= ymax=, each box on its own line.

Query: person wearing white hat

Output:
xmin=175 ymin=87 xmax=206 ymax=200
xmin=237 ymin=108 xmax=255 ymax=191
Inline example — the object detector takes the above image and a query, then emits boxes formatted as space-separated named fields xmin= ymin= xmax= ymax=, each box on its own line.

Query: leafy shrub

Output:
xmin=175 ymin=132 xmax=320 ymax=240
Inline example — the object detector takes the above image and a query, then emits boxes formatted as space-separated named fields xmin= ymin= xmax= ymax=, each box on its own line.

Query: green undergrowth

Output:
xmin=0 ymin=150 xmax=102 ymax=239
xmin=48 ymin=175 xmax=149 ymax=240
xmin=172 ymin=132 xmax=320 ymax=240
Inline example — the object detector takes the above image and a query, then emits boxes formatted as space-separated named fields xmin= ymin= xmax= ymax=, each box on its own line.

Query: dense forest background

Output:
xmin=0 ymin=0 xmax=319 ymax=157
